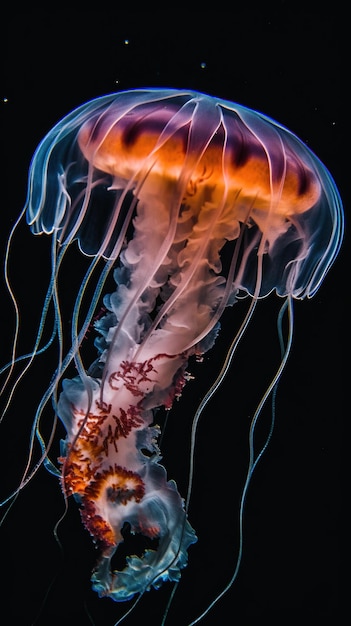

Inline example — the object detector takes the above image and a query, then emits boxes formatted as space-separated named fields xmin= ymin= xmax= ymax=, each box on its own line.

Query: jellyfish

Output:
xmin=0 ymin=89 xmax=343 ymax=622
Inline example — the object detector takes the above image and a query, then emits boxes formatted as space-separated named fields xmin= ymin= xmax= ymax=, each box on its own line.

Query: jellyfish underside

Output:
xmin=7 ymin=90 xmax=342 ymax=609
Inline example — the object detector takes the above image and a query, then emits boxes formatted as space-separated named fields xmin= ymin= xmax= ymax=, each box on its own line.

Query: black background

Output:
xmin=1 ymin=8 xmax=346 ymax=626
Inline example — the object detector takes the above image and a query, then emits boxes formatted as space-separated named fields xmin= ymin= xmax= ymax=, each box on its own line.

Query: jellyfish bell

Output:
xmin=28 ymin=90 xmax=341 ymax=300
xmin=2 ymin=89 xmax=343 ymax=620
